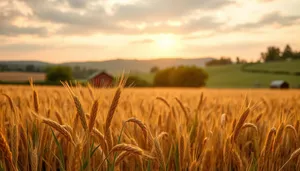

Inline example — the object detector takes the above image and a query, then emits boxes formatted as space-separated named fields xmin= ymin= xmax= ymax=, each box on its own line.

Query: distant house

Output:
xmin=270 ymin=80 xmax=289 ymax=89
xmin=88 ymin=71 xmax=114 ymax=87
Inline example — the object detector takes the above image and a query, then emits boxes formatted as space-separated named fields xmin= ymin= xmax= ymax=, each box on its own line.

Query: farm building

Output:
xmin=88 ymin=71 xmax=114 ymax=87
xmin=270 ymin=80 xmax=289 ymax=89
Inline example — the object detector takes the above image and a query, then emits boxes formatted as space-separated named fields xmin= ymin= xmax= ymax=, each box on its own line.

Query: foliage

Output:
xmin=46 ymin=66 xmax=73 ymax=82
xmin=150 ymin=66 xmax=160 ymax=73
xmin=260 ymin=46 xmax=281 ymax=62
xmin=206 ymin=57 xmax=233 ymax=66
xmin=125 ymin=76 xmax=151 ymax=87
xmin=282 ymin=44 xmax=293 ymax=59
xmin=261 ymin=44 xmax=300 ymax=62
xmin=236 ymin=57 xmax=247 ymax=64
xmin=154 ymin=66 xmax=208 ymax=87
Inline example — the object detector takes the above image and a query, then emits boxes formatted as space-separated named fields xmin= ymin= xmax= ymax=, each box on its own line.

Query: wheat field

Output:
xmin=0 ymin=83 xmax=300 ymax=171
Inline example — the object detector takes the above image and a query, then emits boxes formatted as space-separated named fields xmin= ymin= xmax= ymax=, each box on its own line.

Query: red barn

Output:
xmin=88 ymin=71 xmax=114 ymax=87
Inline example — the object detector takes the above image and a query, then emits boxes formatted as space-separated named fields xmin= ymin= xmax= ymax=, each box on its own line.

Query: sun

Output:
xmin=156 ymin=34 xmax=176 ymax=49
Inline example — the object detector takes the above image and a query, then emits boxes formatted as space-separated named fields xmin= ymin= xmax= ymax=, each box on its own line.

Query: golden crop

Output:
xmin=0 ymin=84 xmax=300 ymax=171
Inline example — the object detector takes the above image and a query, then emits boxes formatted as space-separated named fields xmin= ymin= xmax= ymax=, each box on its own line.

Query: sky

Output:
xmin=0 ymin=0 xmax=300 ymax=63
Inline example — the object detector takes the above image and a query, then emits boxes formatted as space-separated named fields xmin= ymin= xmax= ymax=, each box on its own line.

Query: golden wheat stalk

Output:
xmin=153 ymin=137 xmax=166 ymax=171
xmin=156 ymin=97 xmax=170 ymax=108
xmin=54 ymin=111 xmax=64 ymax=125
xmin=241 ymin=123 xmax=258 ymax=134
xmin=279 ymin=148 xmax=300 ymax=171
xmin=232 ymin=108 xmax=250 ymax=142
xmin=175 ymin=97 xmax=189 ymax=122
xmin=125 ymin=118 xmax=148 ymax=139
xmin=88 ymin=99 xmax=99 ymax=133
xmin=92 ymin=128 xmax=109 ymax=155
xmin=232 ymin=149 xmax=243 ymax=170
xmin=11 ymin=125 xmax=19 ymax=169
xmin=42 ymin=118 xmax=75 ymax=145
xmin=87 ymin=83 xmax=95 ymax=100
xmin=73 ymin=95 xmax=88 ymax=131
xmin=31 ymin=147 xmax=38 ymax=171
xmin=0 ymin=131 xmax=16 ymax=171
xmin=221 ymin=113 xmax=226 ymax=128
xmin=62 ymin=81 xmax=88 ymax=131
xmin=1 ymin=93 xmax=16 ymax=114
xmin=105 ymin=87 xmax=121 ymax=135
xmin=115 ymin=151 xmax=131 ymax=165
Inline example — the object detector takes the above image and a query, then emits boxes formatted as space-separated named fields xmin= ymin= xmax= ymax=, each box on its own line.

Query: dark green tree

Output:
xmin=46 ymin=66 xmax=73 ymax=82
xmin=282 ymin=44 xmax=293 ymax=59
xmin=154 ymin=66 xmax=208 ymax=87
xmin=153 ymin=67 xmax=175 ymax=87
xmin=261 ymin=46 xmax=281 ymax=62
xmin=150 ymin=66 xmax=159 ymax=73
xmin=206 ymin=57 xmax=232 ymax=66
xmin=236 ymin=57 xmax=240 ymax=64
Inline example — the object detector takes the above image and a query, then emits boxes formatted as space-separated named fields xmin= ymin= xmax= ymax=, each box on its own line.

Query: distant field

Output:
xmin=132 ymin=62 xmax=300 ymax=88
xmin=206 ymin=64 xmax=300 ymax=88
xmin=0 ymin=72 xmax=46 ymax=81
xmin=244 ymin=60 xmax=300 ymax=74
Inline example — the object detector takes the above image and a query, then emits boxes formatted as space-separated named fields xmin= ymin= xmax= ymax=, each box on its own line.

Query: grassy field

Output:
xmin=0 ymin=72 xmax=46 ymax=81
xmin=206 ymin=64 xmax=300 ymax=88
xmin=0 ymin=85 xmax=300 ymax=170
xmin=244 ymin=60 xmax=300 ymax=73
xmin=132 ymin=62 xmax=300 ymax=88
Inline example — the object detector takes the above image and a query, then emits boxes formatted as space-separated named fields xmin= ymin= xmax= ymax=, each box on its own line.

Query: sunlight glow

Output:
xmin=156 ymin=34 xmax=177 ymax=49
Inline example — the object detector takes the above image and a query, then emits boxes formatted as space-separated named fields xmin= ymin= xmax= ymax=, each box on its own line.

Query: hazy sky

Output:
xmin=0 ymin=0 xmax=300 ymax=63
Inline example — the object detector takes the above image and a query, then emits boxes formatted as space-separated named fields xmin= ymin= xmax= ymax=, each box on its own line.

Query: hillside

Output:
xmin=133 ymin=62 xmax=300 ymax=88
xmin=243 ymin=60 xmax=300 ymax=74
xmin=0 ymin=61 xmax=51 ymax=70
xmin=0 ymin=58 xmax=213 ymax=73
xmin=205 ymin=64 xmax=299 ymax=88
xmin=62 ymin=58 xmax=213 ymax=73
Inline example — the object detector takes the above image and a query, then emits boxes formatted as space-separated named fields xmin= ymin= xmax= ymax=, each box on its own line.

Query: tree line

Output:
xmin=261 ymin=44 xmax=300 ymax=62
xmin=206 ymin=57 xmax=247 ymax=67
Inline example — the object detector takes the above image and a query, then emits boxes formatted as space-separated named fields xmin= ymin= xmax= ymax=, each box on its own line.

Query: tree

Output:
xmin=154 ymin=66 xmax=208 ymax=87
xmin=282 ymin=44 xmax=293 ymax=59
xmin=150 ymin=66 xmax=159 ymax=73
xmin=206 ymin=57 xmax=232 ymax=66
xmin=236 ymin=57 xmax=240 ymax=64
xmin=294 ymin=51 xmax=300 ymax=59
xmin=46 ymin=66 xmax=72 ymax=82
xmin=153 ymin=67 xmax=174 ymax=87
xmin=26 ymin=65 xmax=35 ymax=72
xmin=261 ymin=46 xmax=281 ymax=62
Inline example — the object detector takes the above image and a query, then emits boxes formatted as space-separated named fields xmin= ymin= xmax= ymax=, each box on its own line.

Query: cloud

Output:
xmin=0 ymin=42 xmax=105 ymax=52
xmin=15 ymin=0 xmax=230 ymax=36
xmin=233 ymin=11 xmax=300 ymax=31
xmin=256 ymin=0 xmax=276 ymax=2
xmin=0 ymin=23 xmax=48 ymax=36
xmin=1 ymin=0 xmax=300 ymax=38
xmin=67 ymin=0 xmax=89 ymax=8
xmin=0 ymin=0 xmax=47 ymax=36
xmin=0 ymin=43 xmax=48 ymax=52
xmin=129 ymin=39 xmax=154 ymax=44
xmin=112 ymin=0 xmax=233 ymax=22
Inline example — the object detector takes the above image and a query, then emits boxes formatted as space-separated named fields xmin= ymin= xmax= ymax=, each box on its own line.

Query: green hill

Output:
xmin=243 ymin=60 xmax=300 ymax=74
xmin=206 ymin=64 xmax=300 ymax=88
xmin=133 ymin=61 xmax=300 ymax=88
